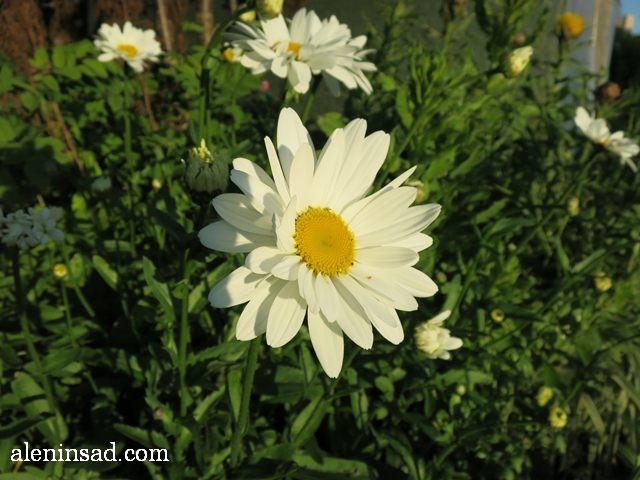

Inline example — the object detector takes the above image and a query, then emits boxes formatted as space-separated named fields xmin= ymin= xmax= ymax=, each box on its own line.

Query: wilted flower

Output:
xmin=225 ymin=9 xmax=376 ymax=95
xmin=558 ymin=12 xmax=585 ymax=40
xmin=1 ymin=206 xmax=64 ymax=250
xmin=415 ymin=310 xmax=463 ymax=360
xmin=53 ymin=263 xmax=69 ymax=280
xmin=537 ymin=386 xmax=554 ymax=407
xmin=549 ymin=406 xmax=569 ymax=429
xmin=199 ymin=108 xmax=441 ymax=378
xmin=256 ymin=0 xmax=283 ymax=18
xmin=94 ymin=22 xmax=162 ymax=73
xmin=184 ymin=139 xmax=229 ymax=194
xmin=505 ymin=46 xmax=533 ymax=77
xmin=594 ymin=273 xmax=612 ymax=292
xmin=567 ymin=196 xmax=580 ymax=216
xmin=596 ymin=81 xmax=621 ymax=102
xmin=574 ymin=107 xmax=639 ymax=172
xmin=91 ymin=176 xmax=112 ymax=192
xmin=490 ymin=308 xmax=505 ymax=323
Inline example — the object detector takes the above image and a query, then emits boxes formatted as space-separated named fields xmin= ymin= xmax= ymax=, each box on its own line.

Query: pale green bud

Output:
xmin=184 ymin=139 xmax=229 ymax=194
xmin=256 ymin=0 xmax=283 ymax=19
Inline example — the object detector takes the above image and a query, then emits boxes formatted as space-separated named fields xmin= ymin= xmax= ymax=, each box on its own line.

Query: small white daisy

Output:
xmin=225 ymin=9 xmax=376 ymax=95
xmin=94 ymin=21 xmax=162 ymax=73
xmin=574 ymin=107 xmax=639 ymax=172
xmin=199 ymin=108 xmax=440 ymax=378
xmin=414 ymin=310 xmax=463 ymax=360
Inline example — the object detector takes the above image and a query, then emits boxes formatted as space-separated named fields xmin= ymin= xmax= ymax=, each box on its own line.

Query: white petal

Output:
xmin=357 ymin=204 xmax=441 ymax=246
xmin=245 ymin=246 xmax=286 ymax=274
xmin=350 ymin=264 xmax=418 ymax=311
xmin=309 ymin=129 xmax=345 ymax=206
xmin=271 ymin=255 xmax=302 ymax=280
xmin=277 ymin=108 xmax=313 ymax=182
xmin=229 ymin=169 xmax=283 ymax=216
xmin=236 ymin=278 xmax=282 ymax=340
xmin=208 ymin=267 xmax=265 ymax=307
xmin=288 ymin=60 xmax=312 ymax=94
xmin=298 ymin=265 xmax=320 ymax=313
xmin=356 ymin=246 xmax=419 ymax=268
xmin=199 ymin=221 xmax=273 ymax=253
xmin=232 ymin=157 xmax=277 ymax=191
xmin=369 ymin=305 xmax=404 ymax=345
xmin=388 ymin=267 xmax=439 ymax=298
xmin=315 ymin=275 xmax=342 ymax=322
xmin=212 ymin=194 xmax=272 ymax=235
xmin=264 ymin=136 xmax=290 ymax=202
xmin=347 ymin=186 xmax=417 ymax=233
xmin=332 ymin=277 xmax=374 ymax=349
xmin=308 ymin=310 xmax=344 ymax=378
xmin=387 ymin=233 xmax=433 ymax=251
xmin=275 ymin=198 xmax=297 ymax=252
xmin=266 ymin=281 xmax=307 ymax=347
xmin=287 ymin=143 xmax=315 ymax=204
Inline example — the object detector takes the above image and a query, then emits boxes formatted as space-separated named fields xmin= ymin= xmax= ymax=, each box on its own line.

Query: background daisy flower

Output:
xmin=574 ymin=107 xmax=639 ymax=171
xmin=94 ymin=21 xmax=162 ymax=73
xmin=199 ymin=108 xmax=440 ymax=377
xmin=225 ymin=9 xmax=376 ymax=95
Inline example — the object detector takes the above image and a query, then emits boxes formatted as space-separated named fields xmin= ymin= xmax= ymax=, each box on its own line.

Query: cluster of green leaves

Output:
xmin=1 ymin=0 xmax=639 ymax=479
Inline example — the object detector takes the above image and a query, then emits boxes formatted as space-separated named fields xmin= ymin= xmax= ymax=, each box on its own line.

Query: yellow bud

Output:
xmin=505 ymin=46 xmax=533 ymax=77
xmin=456 ymin=384 xmax=466 ymax=396
xmin=594 ymin=274 xmax=612 ymax=292
xmin=536 ymin=386 xmax=553 ymax=407
xmin=151 ymin=178 xmax=163 ymax=190
xmin=53 ymin=263 xmax=69 ymax=280
xmin=256 ymin=0 xmax=283 ymax=19
xmin=549 ymin=406 xmax=568 ymax=429
xmin=406 ymin=179 xmax=426 ymax=203
xmin=558 ymin=12 xmax=585 ymax=40
xmin=567 ymin=196 xmax=580 ymax=216
xmin=490 ymin=309 xmax=505 ymax=323
xmin=239 ymin=9 xmax=256 ymax=22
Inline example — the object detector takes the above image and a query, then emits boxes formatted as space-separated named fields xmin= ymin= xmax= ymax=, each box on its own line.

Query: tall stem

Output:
xmin=12 ymin=251 xmax=60 ymax=442
xmin=229 ymin=338 xmax=261 ymax=466
xmin=178 ymin=249 xmax=191 ymax=417
xmin=301 ymin=77 xmax=322 ymax=123
xmin=122 ymin=76 xmax=138 ymax=257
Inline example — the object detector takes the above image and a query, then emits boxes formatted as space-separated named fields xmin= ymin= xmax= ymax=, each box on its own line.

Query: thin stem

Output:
xmin=229 ymin=338 xmax=261 ymax=466
xmin=60 ymin=284 xmax=78 ymax=349
xmin=122 ymin=75 xmax=138 ymax=257
xmin=301 ymin=77 xmax=322 ymax=123
xmin=178 ymin=249 xmax=191 ymax=417
xmin=12 ymin=251 xmax=60 ymax=442
xmin=61 ymin=249 xmax=95 ymax=318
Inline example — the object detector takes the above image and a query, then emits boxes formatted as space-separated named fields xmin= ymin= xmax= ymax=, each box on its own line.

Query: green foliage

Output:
xmin=1 ymin=1 xmax=639 ymax=479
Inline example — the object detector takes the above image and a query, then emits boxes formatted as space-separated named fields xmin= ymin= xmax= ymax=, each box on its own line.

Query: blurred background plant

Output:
xmin=0 ymin=0 xmax=639 ymax=479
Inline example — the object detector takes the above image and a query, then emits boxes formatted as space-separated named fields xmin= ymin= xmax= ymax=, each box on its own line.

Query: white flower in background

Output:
xmin=94 ymin=22 xmax=162 ymax=73
xmin=199 ymin=108 xmax=440 ymax=378
xmin=505 ymin=46 xmax=533 ymax=77
xmin=0 ymin=206 xmax=64 ymax=250
xmin=574 ymin=107 xmax=639 ymax=172
xmin=414 ymin=310 xmax=463 ymax=360
xmin=225 ymin=9 xmax=376 ymax=95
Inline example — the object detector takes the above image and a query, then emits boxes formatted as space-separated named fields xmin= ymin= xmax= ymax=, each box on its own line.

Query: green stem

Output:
xmin=229 ymin=338 xmax=261 ymax=466
xmin=301 ymin=77 xmax=322 ymax=123
xmin=178 ymin=249 xmax=191 ymax=417
xmin=12 ymin=251 xmax=60 ymax=442
xmin=122 ymin=77 xmax=138 ymax=257
xmin=61 ymin=249 xmax=95 ymax=318
xmin=60 ymin=284 xmax=78 ymax=349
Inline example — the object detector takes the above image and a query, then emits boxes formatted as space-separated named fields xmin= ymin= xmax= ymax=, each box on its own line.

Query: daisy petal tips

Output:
xmin=199 ymin=108 xmax=441 ymax=378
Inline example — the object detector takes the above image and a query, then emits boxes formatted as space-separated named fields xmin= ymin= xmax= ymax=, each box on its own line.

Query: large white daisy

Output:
xmin=94 ymin=21 xmax=162 ymax=73
xmin=574 ymin=107 xmax=639 ymax=172
xmin=199 ymin=108 xmax=440 ymax=378
xmin=225 ymin=9 xmax=376 ymax=95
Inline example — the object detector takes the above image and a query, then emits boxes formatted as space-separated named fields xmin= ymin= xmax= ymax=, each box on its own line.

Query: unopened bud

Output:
xmin=53 ymin=263 xmax=69 ymax=280
xmin=239 ymin=9 xmax=256 ymax=22
xmin=256 ymin=0 xmax=283 ymax=19
xmin=184 ymin=139 xmax=229 ymax=194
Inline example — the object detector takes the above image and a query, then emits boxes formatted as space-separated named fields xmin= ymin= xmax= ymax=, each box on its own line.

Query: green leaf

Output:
xmin=0 ymin=414 xmax=54 ymax=440
xmin=316 ymin=112 xmax=346 ymax=138
xmin=142 ymin=256 xmax=175 ymax=316
xmin=91 ymin=255 xmax=119 ymax=290
xmin=291 ymin=393 xmax=329 ymax=445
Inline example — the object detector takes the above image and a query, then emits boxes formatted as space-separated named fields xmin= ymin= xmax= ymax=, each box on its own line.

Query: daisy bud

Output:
xmin=593 ymin=273 xmax=612 ymax=292
xmin=490 ymin=309 xmax=505 ymax=323
xmin=549 ymin=406 xmax=569 ymax=429
xmin=558 ymin=12 xmax=585 ymax=40
xmin=536 ymin=386 xmax=553 ymax=407
xmin=53 ymin=263 xmax=69 ymax=280
xmin=151 ymin=178 xmax=163 ymax=190
xmin=239 ymin=9 xmax=256 ymax=22
xmin=567 ymin=196 xmax=580 ymax=216
xmin=456 ymin=384 xmax=466 ymax=396
xmin=406 ymin=179 xmax=427 ymax=203
xmin=504 ymin=46 xmax=533 ymax=78
xmin=256 ymin=0 xmax=283 ymax=19
xmin=184 ymin=139 xmax=229 ymax=194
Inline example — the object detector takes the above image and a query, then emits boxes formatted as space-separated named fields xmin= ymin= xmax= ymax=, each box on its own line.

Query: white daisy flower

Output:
xmin=94 ymin=21 xmax=162 ymax=73
xmin=574 ymin=107 xmax=639 ymax=171
xmin=225 ymin=9 xmax=376 ymax=95
xmin=199 ymin=108 xmax=440 ymax=378
xmin=414 ymin=310 xmax=463 ymax=360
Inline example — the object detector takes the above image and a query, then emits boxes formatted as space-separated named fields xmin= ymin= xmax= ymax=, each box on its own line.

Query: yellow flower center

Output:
xmin=223 ymin=48 xmax=236 ymax=63
xmin=559 ymin=12 xmax=585 ymax=39
xmin=294 ymin=207 xmax=355 ymax=276
xmin=287 ymin=41 xmax=302 ymax=58
xmin=116 ymin=43 xmax=139 ymax=59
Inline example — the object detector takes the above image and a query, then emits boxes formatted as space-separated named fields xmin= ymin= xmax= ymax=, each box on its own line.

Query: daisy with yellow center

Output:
xmin=94 ymin=21 xmax=162 ymax=73
xmin=199 ymin=108 xmax=441 ymax=377
xmin=225 ymin=9 xmax=376 ymax=95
